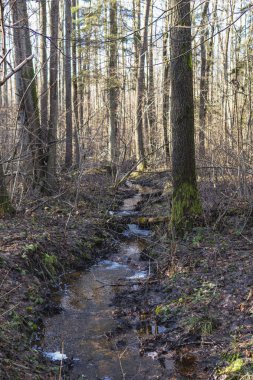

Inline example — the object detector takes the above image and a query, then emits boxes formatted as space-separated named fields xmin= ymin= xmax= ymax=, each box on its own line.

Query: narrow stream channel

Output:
xmin=39 ymin=184 xmax=172 ymax=379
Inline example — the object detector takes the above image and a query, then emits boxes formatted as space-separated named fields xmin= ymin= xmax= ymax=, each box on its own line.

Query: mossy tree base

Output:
xmin=0 ymin=195 xmax=15 ymax=217
xmin=170 ymin=182 xmax=202 ymax=234
xmin=0 ymin=162 xmax=15 ymax=217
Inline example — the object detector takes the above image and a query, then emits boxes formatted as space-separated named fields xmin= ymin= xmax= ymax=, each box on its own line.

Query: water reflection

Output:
xmin=123 ymin=224 xmax=151 ymax=238
xmin=42 ymin=259 xmax=166 ymax=379
xmin=41 ymin=190 xmax=171 ymax=379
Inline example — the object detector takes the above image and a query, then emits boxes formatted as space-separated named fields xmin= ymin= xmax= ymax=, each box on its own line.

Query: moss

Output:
xmin=130 ymin=170 xmax=141 ymax=179
xmin=0 ymin=195 xmax=15 ymax=217
xmin=218 ymin=358 xmax=244 ymax=375
xmin=42 ymin=253 xmax=58 ymax=275
xmin=24 ymin=67 xmax=40 ymax=122
xmin=137 ymin=216 xmax=148 ymax=224
xmin=170 ymin=182 xmax=202 ymax=233
xmin=188 ymin=53 xmax=193 ymax=71
xmin=137 ymin=216 xmax=169 ymax=225
xmin=136 ymin=162 xmax=146 ymax=172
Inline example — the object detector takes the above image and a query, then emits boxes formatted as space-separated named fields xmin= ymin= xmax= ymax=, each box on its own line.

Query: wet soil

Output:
xmin=40 ymin=180 xmax=216 ymax=379
xmin=2 ymin=169 xmax=253 ymax=379
xmin=40 ymin=183 xmax=168 ymax=379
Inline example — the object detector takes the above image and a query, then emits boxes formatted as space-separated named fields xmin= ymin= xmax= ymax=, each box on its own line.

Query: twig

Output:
xmin=0 ymin=54 xmax=34 ymax=86
xmin=0 ymin=284 xmax=21 ymax=300
xmin=58 ymin=341 xmax=64 ymax=380
xmin=1 ymin=302 xmax=21 ymax=317
xmin=26 ymin=191 xmax=66 ymax=213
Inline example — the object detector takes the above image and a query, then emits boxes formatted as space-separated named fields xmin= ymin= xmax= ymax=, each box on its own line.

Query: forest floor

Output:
xmin=1 ymin=166 xmax=253 ymax=379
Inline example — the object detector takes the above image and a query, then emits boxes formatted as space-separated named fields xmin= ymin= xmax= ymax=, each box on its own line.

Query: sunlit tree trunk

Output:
xmin=133 ymin=0 xmax=141 ymax=86
xmin=11 ymin=0 xmax=44 ymax=188
xmin=108 ymin=0 xmax=119 ymax=176
xmin=162 ymin=0 xmax=170 ymax=164
xmin=199 ymin=0 xmax=209 ymax=157
xmin=72 ymin=0 xmax=80 ymax=167
xmin=135 ymin=0 xmax=151 ymax=170
xmin=147 ymin=1 xmax=156 ymax=156
xmin=65 ymin=0 xmax=73 ymax=167
xmin=170 ymin=0 xmax=202 ymax=232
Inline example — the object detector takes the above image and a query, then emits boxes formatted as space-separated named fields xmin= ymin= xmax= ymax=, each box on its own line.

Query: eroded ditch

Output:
xmin=37 ymin=182 xmax=193 ymax=379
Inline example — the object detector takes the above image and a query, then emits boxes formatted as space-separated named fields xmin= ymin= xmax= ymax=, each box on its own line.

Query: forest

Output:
xmin=0 ymin=0 xmax=253 ymax=379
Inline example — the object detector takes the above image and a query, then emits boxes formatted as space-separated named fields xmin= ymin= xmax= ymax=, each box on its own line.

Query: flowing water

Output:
xmin=39 ymin=185 xmax=193 ymax=379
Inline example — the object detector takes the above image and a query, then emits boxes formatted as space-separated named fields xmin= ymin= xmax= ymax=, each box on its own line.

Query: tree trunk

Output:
xmin=40 ymin=0 xmax=48 ymax=142
xmin=0 ymin=4 xmax=13 ymax=216
xmin=39 ymin=0 xmax=48 ymax=183
xmin=72 ymin=0 xmax=80 ymax=167
xmin=147 ymin=1 xmax=156 ymax=156
xmin=170 ymin=0 xmax=202 ymax=232
xmin=11 ymin=0 xmax=44 ymax=188
xmin=0 ymin=159 xmax=14 ymax=216
xmin=133 ymin=0 xmax=141 ymax=87
xmin=162 ymin=0 xmax=170 ymax=164
xmin=65 ymin=0 xmax=73 ymax=168
xmin=135 ymin=0 xmax=151 ymax=170
xmin=46 ymin=0 xmax=60 ymax=192
xmin=199 ymin=0 xmax=209 ymax=157
xmin=108 ymin=0 xmax=119 ymax=176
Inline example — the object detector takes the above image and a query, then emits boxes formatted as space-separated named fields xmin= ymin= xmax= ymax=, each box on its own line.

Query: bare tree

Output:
xmin=11 ymin=0 xmax=44 ymax=188
xmin=199 ymin=0 xmax=210 ymax=157
xmin=72 ymin=0 xmax=80 ymax=167
xmin=170 ymin=0 xmax=202 ymax=232
xmin=40 ymin=0 xmax=48 ymax=143
xmin=65 ymin=0 xmax=73 ymax=168
xmin=46 ymin=0 xmax=60 ymax=192
xmin=162 ymin=0 xmax=170 ymax=164
xmin=147 ymin=0 xmax=156 ymax=156
xmin=108 ymin=0 xmax=119 ymax=176
xmin=135 ymin=0 xmax=151 ymax=170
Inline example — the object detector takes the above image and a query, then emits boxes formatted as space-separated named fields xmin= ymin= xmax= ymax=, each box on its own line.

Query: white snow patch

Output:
xmin=44 ymin=351 xmax=67 ymax=361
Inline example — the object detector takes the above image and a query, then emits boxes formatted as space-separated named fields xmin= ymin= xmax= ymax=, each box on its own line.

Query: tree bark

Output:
xmin=0 ymin=4 xmax=13 ymax=216
xmin=40 ymin=0 xmax=48 ymax=143
xmin=199 ymin=0 xmax=209 ymax=157
xmin=135 ymin=0 xmax=151 ymax=170
xmin=72 ymin=0 xmax=80 ymax=167
xmin=147 ymin=1 xmax=156 ymax=156
xmin=108 ymin=0 xmax=119 ymax=176
xmin=162 ymin=0 xmax=170 ymax=164
xmin=65 ymin=0 xmax=73 ymax=168
xmin=170 ymin=0 xmax=202 ymax=232
xmin=46 ymin=0 xmax=60 ymax=192
xmin=11 ymin=0 xmax=44 ymax=188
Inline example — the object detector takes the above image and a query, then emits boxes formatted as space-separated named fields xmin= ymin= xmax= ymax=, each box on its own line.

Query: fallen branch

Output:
xmin=0 ymin=54 xmax=34 ymax=86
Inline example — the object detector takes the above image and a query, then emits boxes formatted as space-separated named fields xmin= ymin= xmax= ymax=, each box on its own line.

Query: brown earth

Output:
xmin=1 ymin=168 xmax=253 ymax=379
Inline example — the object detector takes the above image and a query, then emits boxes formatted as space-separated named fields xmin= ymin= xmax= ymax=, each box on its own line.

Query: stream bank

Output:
xmin=0 ymin=169 xmax=124 ymax=379
xmin=39 ymin=181 xmax=168 ymax=379
xmin=2 ymin=169 xmax=253 ymax=379
xmin=39 ymin=178 xmax=216 ymax=380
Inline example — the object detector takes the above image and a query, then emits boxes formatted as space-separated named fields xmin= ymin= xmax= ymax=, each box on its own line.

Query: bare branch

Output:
xmin=0 ymin=54 xmax=34 ymax=86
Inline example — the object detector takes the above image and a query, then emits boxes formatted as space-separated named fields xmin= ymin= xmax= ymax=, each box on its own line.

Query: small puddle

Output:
xmin=39 ymin=184 xmax=187 ymax=379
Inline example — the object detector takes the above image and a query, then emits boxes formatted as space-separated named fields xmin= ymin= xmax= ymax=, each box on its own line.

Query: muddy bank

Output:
xmin=39 ymin=177 xmax=211 ymax=380
xmin=0 ymin=170 xmax=125 ymax=379
xmin=2 ymin=169 xmax=253 ymax=379
xmin=39 ymin=179 xmax=162 ymax=379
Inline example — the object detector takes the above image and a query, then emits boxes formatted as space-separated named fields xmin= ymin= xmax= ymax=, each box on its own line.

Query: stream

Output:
xmin=39 ymin=184 xmax=182 ymax=379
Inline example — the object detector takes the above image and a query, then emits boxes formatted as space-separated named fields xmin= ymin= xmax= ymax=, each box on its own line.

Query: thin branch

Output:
xmin=0 ymin=54 xmax=34 ymax=86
